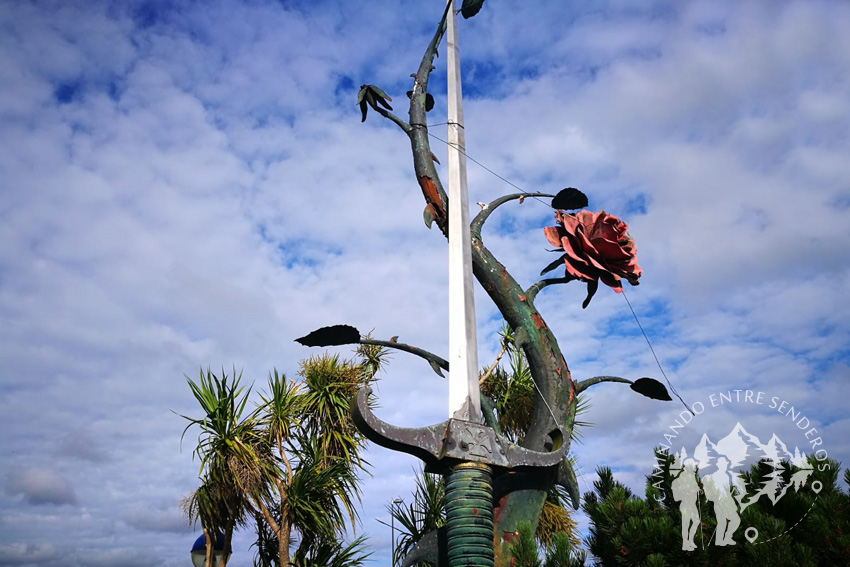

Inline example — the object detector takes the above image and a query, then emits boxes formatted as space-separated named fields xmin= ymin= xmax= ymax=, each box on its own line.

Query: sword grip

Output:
xmin=445 ymin=462 xmax=494 ymax=567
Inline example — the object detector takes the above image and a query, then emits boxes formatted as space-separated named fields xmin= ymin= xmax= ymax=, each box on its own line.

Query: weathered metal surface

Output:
xmin=445 ymin=463 xmax=494 ymax=567
xmin=351 ymin=386 xmax=445 ymax=466
xmin=361 ymin=4 xmax=581 ymax=566
xmin=352 ymin=386 xmax=568 ymax=472
xmin=555 ymin=459 xmax=581 ymax=510
xmin=400 ymin=527 xmax=447 ymax=567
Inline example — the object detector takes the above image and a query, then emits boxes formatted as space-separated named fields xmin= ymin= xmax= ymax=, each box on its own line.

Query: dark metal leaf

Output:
xmin=539 ymin=253 xmax=567 ymax=276
xmin=630 ymin=377 xmax=672 ymax=401
xmin=461 ymin=0 xmax=486 ymax=18
xmin=555 ymin=459 xmax=581 ymax=510
xmin=370 ymin=85 xmax=391 ymax=100
xmin=551 ymin=187 xmax=588 ymax=210
xmin=407 ymin=91 xmax=434 ymax=112
xmin=296 ymin=325 xmax=361 ymax=347
xmin=581 ymin=279 xmax=599 ymax=309
xmin=374 ymin=94 xmax=393 ymax=111
xmin=423 ymin=204 xmax=436 ymax=229
xmin=358 ymin=85 xmax=393 ymax=120
xmin=399 ymin=527 xmax=447 ymax=567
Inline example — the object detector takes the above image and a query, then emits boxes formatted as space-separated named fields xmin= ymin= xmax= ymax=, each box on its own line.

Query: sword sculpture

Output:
xmin=446 ymin=0 xmax=480 ymax=426
xmin=297 ymin=1 xmax=672 ymax=565
xmin=349 ymin=3 xmax=569 ymax=566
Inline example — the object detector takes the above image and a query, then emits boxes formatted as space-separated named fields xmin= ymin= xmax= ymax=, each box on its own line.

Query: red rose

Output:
xmin=542 ymin=210 xmax=642 ymax=308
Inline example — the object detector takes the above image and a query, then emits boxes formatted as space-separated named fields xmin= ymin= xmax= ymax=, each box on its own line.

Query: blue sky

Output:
xmin=1 ymin=0 xmax=849 ymax=565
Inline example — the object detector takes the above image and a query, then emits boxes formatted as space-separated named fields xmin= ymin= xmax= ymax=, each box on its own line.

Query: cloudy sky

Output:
xmin=2 ymin=0 xmax=849 ymax=565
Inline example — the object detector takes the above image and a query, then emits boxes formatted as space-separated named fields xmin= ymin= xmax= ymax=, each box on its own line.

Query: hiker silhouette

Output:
xmin=671 ymin=457 xmax=700 ymax=551
xmin=703 ymin=456 xmax=741 ymax=545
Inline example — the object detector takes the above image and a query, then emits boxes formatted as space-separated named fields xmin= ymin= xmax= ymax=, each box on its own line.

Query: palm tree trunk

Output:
xmin=278 ymin=518 xmax=290 ymax=567
xmin=203 ymin=528 xmax=214 ymax=567
xmin=221 ymin=522 xmax=234 ymax=566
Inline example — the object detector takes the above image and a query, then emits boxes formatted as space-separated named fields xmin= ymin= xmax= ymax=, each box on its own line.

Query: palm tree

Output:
xmin=388 ymin=468 xmax=445 ymax=566
xmin=182 ymin=348 xmax=385 ymax=567
xmin=180 ymin=368 xmax=274 ymax=566
xmin=255 ymin=354 xmax=374 ymax=566
xmin=182 ymin=480 xmax=222 ymax=567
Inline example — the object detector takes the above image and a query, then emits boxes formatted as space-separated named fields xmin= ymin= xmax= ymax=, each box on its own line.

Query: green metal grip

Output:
xmin=445 ymin=462 xmax=494 ymax=567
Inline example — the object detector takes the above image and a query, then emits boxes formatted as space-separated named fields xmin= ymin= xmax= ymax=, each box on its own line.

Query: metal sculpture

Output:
xmin=297 ymin=2 xmax=671 ymax=565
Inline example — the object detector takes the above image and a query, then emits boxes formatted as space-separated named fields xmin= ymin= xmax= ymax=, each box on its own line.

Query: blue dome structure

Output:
xmin=190 ymin=532 xmax=228 ymax=567
xmin=191 ymin=532 xmax=225 ymax=552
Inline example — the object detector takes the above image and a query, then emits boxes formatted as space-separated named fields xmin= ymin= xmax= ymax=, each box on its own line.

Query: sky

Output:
xmin=1 ymin=0 xmax=849 ymax=565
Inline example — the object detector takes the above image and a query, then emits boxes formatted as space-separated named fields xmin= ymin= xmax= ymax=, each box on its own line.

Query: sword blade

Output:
xmin=446 ymin=0 xmax=481 ymax=422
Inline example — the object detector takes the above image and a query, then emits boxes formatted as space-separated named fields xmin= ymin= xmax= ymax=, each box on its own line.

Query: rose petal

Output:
xmin=543 ymin=226 xmax=565 ymax=248
xmin=543 ymin=209 xmax=642 ymax=303
xmin=563 ymin=256 xmax=597 ymax=282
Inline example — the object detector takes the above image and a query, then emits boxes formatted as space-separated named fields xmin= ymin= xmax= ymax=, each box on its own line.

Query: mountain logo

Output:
xmin=653 ymin=391 xmax=829 ymax=551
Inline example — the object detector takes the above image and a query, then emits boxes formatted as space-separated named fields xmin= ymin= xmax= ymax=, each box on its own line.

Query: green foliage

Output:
xmin=482 ymin=348 xmax=535 ymax=442
xmin=583 ymin=451 xmax=850 ymax=566
xmin=295 ymin=535 xmax=371 ymax=567
xmin=537 ymin=498 xmax=580 ymax=548
xmin=356 ymin=334 xmax=391 ymax=382
xmin=389 ymin=467 xmax=446 ymax=566
xmin=511 ymin=522 xmax=543 ymax=567
xmin=182 ymin=344 xmax=387 ymax=567
xmin=298 ymin=354 xmax=366 ymax=466
xmin=509 ymin=521 xmax=587 ymax=567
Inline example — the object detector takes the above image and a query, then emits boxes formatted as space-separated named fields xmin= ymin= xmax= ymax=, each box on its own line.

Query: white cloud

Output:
xmin=1 ymin=0 xmax=848 ymax=565
xmin=0 ymin=543 xmax=60 ymax=566
xmin=5 ymin=468 xmax=77 ymax=506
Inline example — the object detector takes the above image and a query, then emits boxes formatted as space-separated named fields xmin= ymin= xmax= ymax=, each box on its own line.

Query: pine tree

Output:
xmin=582 ymin=450 xmax=849 ymax=566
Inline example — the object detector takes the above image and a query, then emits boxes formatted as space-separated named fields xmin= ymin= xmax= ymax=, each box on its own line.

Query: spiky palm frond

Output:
xmin=257 ymin=370 xmax=303 ymax=471
xmin=299 ymin=354 xmax=366 ymax=465
xmin=181 ymin=368 xmax=279 ymax=549
xmin=251 ymin=510 xmax=279 ymax=567
xmin=294 ymin=535 xmax=371 ymax=567
xmin=389 ymin=468 xmax=445 ymax=564
xmin=356 ymin=333 xmax=391 ymax=381
xmin=480 ymin=347 xmax=535 ymax=442
xmin=182 ymin=480 xmax=224 ymax=532
xmin=286 ymin=435 xmax=362 ymax=549
xmin=570 ymin=393 xmax=592 ymax=443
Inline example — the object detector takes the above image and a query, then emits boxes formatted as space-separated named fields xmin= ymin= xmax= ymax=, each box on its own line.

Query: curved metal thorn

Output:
xmin=555 ymin=459 xmax=581 ymax=510
xmin=399 ymin=527 xmax=446 ymax=567
xmin=352 ymin=386 xmax=570 ymax=470
xmin=351 ymin=386 xmax=445 ymax=466
xmin=499 ymin=428 xmax=569 ymax=469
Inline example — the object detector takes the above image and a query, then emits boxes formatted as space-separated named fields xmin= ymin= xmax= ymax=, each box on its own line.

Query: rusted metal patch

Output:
xmin=530 ymin=313 xmax=545 ymax=330
xmin=418 ymin=175 xmax=444 ymax=215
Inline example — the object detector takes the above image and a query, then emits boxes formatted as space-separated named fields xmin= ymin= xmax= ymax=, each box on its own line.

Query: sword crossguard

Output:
xmin=352 ymin=386 xmax=568 ymax=473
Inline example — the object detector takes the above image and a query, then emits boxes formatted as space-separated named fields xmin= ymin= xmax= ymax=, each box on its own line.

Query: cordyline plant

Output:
xmin=180 ymin=350 xmax=385 ymax=567
xmin=298 ymin=3 xmax=671 ymax=567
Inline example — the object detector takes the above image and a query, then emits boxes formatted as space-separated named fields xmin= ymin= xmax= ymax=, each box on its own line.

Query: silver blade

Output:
xmin=446 ymin=0 xmax=481 ymax=422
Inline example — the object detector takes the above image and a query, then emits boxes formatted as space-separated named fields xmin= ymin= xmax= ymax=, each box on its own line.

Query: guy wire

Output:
xmin=428 ymin=129 xmax=692 ymax=415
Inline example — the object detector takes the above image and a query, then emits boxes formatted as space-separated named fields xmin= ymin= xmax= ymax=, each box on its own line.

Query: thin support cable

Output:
xmin=426 ymin=130 xmax=693 ymax=415
xmin=620 ymin=289 xmax=693 ymax=416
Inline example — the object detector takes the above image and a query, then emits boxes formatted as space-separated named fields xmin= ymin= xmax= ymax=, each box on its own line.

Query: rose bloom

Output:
xmin=543 ymin=210 xmax=642 ymax=307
